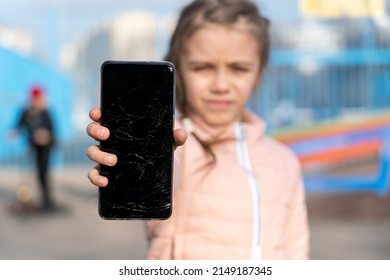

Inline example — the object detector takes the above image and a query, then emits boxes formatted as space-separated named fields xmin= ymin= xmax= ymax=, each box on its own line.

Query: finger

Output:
xmin=87 ymin=166 xmax=108 ymax=187
xmin=89 ymin=107 xmax=102 ymax=122
xmin=86 ymin=145 xmax=117 ymax=166
xmin=86 ymin=122 xmax=110 ymax=141
xmin=174 ymin=128 xmax=188 ymax=148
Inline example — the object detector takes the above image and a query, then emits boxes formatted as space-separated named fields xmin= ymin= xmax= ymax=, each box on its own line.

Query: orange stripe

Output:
xmin=300 ymin=140 xmax=381 ymax=167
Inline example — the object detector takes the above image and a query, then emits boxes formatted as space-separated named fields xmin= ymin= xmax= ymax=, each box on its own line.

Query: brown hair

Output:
xmin=165 ymin=0 xmax=271 ymax=164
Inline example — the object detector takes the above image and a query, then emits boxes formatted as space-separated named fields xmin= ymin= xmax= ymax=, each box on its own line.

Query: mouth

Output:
xmin=205 ymin=99 xmax=234 ymax=109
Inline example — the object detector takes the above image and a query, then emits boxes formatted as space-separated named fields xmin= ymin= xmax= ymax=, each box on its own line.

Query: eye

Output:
xmin=232 ymin=65 xmax=250 ymax=72
xmin=192 ymin=65 xmax=212 ymax=72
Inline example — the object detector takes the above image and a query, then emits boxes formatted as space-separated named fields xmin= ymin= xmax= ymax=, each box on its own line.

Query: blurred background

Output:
xmin=0 ymin=0 xmax=390 ymax=259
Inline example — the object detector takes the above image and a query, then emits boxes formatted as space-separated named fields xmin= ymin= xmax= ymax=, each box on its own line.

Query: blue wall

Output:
xmin=0 ymin=47 xmax=74 ymax=163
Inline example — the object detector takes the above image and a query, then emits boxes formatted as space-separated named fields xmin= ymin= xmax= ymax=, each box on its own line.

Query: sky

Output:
xmin=1 ymin=0 xmax=389 ymax=69
xmin=0 ymin=0 xmax=301 ymax=68
xmin=0 ymin=0 xmax=300 ymax=43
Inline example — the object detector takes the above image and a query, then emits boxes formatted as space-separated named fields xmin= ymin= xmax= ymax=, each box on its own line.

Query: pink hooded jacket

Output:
xmin=146 ymin=110 xmax=309 ymax=260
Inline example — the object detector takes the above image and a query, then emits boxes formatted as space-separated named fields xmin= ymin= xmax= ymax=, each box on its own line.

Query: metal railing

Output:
xmin=250 ymin=49 xmax=390 ymax=131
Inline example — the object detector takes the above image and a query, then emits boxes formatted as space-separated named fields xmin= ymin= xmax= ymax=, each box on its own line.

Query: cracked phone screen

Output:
xmin=99 ymin=61 xmax=175 ymax=220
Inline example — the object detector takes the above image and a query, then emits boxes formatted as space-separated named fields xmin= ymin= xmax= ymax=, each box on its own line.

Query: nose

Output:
xmin=211 ymin=69 xmax=229 ymax=94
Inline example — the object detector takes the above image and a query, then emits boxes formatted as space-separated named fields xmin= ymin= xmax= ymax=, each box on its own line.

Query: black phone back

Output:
xmin=99 ymin=61 xmax=175 ymax=220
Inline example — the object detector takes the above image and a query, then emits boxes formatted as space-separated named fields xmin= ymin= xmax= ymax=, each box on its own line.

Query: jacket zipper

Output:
xmin=234 ymin=122 xmax=262 ymax=260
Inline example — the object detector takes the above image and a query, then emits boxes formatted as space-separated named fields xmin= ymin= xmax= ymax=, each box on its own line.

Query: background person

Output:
xmin=11 ymin=85 xmax=56 ymax=211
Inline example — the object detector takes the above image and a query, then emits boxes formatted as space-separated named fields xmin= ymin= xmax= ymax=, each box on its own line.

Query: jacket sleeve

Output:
xmin=16 ymin=109 xmax=27 ymax=130
xmin=145 ymin=131 xmax=184 ymax=260
xmin=145 ymin=219 xmax=175 ymax=259
xmin=286 ymin=176 xmax=310 ymax=259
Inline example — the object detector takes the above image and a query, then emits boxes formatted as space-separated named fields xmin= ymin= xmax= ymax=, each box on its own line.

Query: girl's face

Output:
xmin=180 ymin=23 xmax=262 ymax=129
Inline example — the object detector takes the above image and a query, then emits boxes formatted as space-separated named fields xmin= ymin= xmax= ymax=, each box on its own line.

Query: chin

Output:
xmin=204 ymin=116 xmax=236 ymax=128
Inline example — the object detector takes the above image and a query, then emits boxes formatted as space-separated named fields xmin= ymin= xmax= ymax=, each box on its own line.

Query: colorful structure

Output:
xmin=272 ymin=113 xmax=390 ymax=195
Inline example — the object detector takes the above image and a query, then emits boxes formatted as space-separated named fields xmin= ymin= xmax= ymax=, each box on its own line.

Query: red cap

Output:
xmin=30 ymin=85 xmax=44 ymax=100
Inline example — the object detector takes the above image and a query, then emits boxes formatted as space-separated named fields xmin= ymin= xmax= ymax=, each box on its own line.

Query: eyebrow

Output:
xmin=186 ymin=60 xmax=256 ymax=67
xmin=228 ymin=62 xmax=257 ymax=67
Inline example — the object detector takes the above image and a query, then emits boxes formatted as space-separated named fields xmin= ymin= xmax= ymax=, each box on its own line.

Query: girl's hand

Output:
xmin=86 ymin=107 xmax=187 ymax=187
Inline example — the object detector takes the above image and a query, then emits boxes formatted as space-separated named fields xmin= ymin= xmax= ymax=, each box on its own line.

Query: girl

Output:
xmin=86 ymin=0 xmax=309 ymax=259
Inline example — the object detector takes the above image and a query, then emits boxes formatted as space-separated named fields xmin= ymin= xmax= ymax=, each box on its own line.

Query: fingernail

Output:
xmin=105 ymin=155 xmax=116 ymax=166
xmin=98 ymin=128 xmax=106 ymax=139
xmin=99 ymin=177 xmax=107 ymax=186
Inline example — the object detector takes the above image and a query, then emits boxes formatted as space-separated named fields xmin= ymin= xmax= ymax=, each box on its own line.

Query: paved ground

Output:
xmin=0 ymin=165 xmax=389 ymax=260
xmin=307 ymin=193 xmax=390 ymax=259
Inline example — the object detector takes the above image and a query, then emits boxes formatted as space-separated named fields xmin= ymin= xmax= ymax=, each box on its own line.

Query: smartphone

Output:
xmin=99 ymin=61 xmax=175 ymax=220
